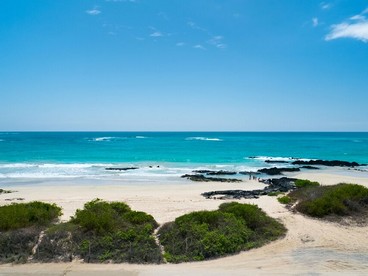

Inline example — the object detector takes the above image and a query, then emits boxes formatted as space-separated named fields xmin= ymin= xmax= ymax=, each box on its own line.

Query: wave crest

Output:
xmin=186 ymin=137 xmax=223 ymax=141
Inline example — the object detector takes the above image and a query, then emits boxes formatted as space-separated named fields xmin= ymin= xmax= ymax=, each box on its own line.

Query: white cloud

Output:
xmin=187 ymin=21 xmax=207 ymax=32
xmin=320 ymin=2 xmax=331 ymax=10
xmin=150 ymin=31 xmax=163 ymax=37
xmin=86 ymin=8 xmax=101 ymax=15
xmin=207 ymin=35 xmax=227 ymax=49
xmin=326 ymin=8 xmax=368 ymax=42
xmin=312 ymin=17 xmax=319 ymax=27
xmin=176 ymin=42 xmax=185 ymax=46
xmin=326 ymin=22 xmax=368 ymax=42
xmin=193 ymin=44 xmax=206 ymax=50
xmin=350 ymin=15 xmax=365 ymax=21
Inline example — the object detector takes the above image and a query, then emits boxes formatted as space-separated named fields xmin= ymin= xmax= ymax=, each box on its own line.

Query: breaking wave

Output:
xmin=185 ymin=137 xmax=223 ymax=141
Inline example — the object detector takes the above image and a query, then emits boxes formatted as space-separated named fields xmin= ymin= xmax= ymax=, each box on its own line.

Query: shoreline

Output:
xmin=1 ymin=170 xmax=368 ymax=274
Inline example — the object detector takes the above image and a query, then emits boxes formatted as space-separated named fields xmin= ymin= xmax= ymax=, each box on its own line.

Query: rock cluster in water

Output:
xmin=257 ymin=167 xmax=300 ymax=175
xmin=291 ymin=159 xmax=361 ymax=167
xmin=105 ymin=167 xmax=138 ymax=171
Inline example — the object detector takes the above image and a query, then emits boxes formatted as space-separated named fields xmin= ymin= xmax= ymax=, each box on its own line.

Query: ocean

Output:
xmin=0 ymin=132 xmax=367 ymax=180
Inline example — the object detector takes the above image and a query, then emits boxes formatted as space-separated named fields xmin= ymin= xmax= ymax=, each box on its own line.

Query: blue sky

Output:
xmin=1 ymin=0 xmax=367 ymax=131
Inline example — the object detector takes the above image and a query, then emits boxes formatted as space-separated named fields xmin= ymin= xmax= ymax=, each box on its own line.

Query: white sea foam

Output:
xmin=135 ymin=136 xmax=147 ymax=139
xmin=90 ymin=137 xmax=127 ymax=142
xmin=93 ymin=137 xmax=114 ymax=142
xmin=39 ymin=163 xmax=105 ymax=169
xmin=0 ymin=163 xmax=37 ymax=168
xmin=185 ymin=137 xmax=223 ymax=141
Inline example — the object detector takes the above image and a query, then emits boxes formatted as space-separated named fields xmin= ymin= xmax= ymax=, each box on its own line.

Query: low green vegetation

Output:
xmin=1 ymin=200 xmax=290 ymax=264
xmin=0 ymin=201 xmax=62 ymax=264
xmin=36 ymin=199 xmax=162 ymax=264
xmin=267 ymin=191 xmax=283 ymax=196
xmin=289 ymin=183 xmax=368 ymax=219
xmin=0 ymin=201 xmax=62 ymax=231
xmin=158 ymin=202 xmax=286 ymax=263
xmin=294 ymin=179 xmax=320 ymax=188
xmin=277 ymin=195 xmax=293 ymax=204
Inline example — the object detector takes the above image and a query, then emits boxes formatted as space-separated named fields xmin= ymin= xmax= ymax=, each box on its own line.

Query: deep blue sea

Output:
xmin=0 ymin=132 xmax=367 ymax=179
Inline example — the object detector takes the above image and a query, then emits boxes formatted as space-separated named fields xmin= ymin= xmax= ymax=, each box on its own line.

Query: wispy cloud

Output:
xmin=86 ymin=8 xmax=101 ymax=15
xmin=312 ymin=17 xmax=319 ymax=27
xmin=193 ymin=44 xmax=206 ymax=50
xmin=187 ymin=21 xmax=207 ymax=32
xmin=320 ymin=2 xmax=332 ymax=10
xmin=326 ymin=8 xmax=368 ymax=42
xmin=150 ymin=31 xmax=163 ymax=37
xmin=207 ymin=36 xmax=226 ymax=49
xmin=176 ymin=42 xmax=185 ymax=47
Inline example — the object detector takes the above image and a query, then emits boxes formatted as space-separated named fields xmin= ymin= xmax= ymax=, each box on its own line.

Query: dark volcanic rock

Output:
xmin=192 ymin=170 xmax=214 ymax=174
xmin=265 ymin=160 xmax=289 ymax=164
xmin=181 ymin=174 xmax=242 ymax=183
xmin=202 ymin=177 xmax=297 ymax=199
xmin=105 ymin=167 xmax=138 ymax=171
xmin=0 ymin=189 xmax=12 ymax=194
xmin=258 ymin=167 xmax=300 ymax=175
xmin=192 ymin=170 xmax=237 ymax=175
xmin=239 ymin=171 xmax=261 ymax=175
xmin=301 ymin=165 xmax=320 ymax=170
xmin=292 ymin=159 xmax=360 ymax=167
xmin=267 ymin=177 xmax=298 ymax=192
xmin=207 ymin=170 xmax=237 ymax=176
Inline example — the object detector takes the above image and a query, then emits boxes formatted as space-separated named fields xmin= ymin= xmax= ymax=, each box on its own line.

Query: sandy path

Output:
xmin=0 ymin=171 xmax=368 ymax=275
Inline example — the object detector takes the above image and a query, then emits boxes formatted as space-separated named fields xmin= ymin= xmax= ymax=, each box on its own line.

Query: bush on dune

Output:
xmin=36 ymin=199 xmax=162 ymax=264
xmin=294 ymin=179 xmax=320 ymax=188
xmin=158 ymin=202 xmax=286 ymax=263
xmin=0 ymin=201 xmax=62 ymax=264
xmin=0 ymin=201 xmax=62 ymax=231
xmin=289 ymin=183 xmax=368 ymax=219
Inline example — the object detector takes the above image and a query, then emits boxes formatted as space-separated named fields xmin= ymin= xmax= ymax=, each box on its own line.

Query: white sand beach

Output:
xmin=1 ymin=169 xmax=368 ymax=275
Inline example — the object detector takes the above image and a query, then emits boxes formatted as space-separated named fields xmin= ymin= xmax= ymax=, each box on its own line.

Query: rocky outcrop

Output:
xmin=291 ymin=159 xmax=360 ymax=167
xmin=202 ymin=177 xmax=297 ymax=199
xmin=181 ymin=174 xmax=242 ymax=183
xmin=0 ymin=189 xmax=12 ymax=194
xmin=239 ymin=171 xmax=261 ymax=175
xmin=301 ymin=165 xmax=320 ymax=170
xmin=265 ymin=160 xmax=289 ymax=164
xmin=192 ymin=170 xmax=237 ymax=175
xmin=258 ymin=167 xmax=300 ymax=175
xmin=105 ymin=167 xmax=138 ymax=171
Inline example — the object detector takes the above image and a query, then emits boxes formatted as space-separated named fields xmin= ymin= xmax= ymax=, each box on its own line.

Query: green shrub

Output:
xmin=158 ymin=202 xmax=286 ymax=263
xmin=295 ymin=179 xmax=320 ymax=188
xmin=277 ymin=196 xmax=293 ymax=204
xmin=267 ymin=191 xmax=283 ymax=196
xmin=289 ymin=183 xmax=368 ymax=218
xmin=38 ymin=199 xmax=162 ymax=264
xmin=0 ymin=201 xmax=62 ymax=231
xmin=0 ymin=228 xmax=40 ymax=264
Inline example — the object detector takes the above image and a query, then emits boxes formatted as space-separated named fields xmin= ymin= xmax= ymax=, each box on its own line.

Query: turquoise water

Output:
xmin=0 ymin=132 xmax=367 ymax=179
